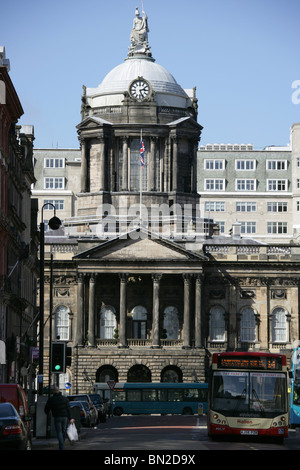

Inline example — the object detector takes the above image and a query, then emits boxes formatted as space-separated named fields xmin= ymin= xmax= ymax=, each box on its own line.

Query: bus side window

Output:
xmin=142 ymin=390 xmax=157 ymax=401
xmin=184 ymin=388 xmax=198 ymax=401
xmin=114 ymin=390 xmax=126 ymax=401
xmin=199 ymin=389 xmax=208 ymax=401
xmin=127 ymin=390 xmax=141 ymax=401
xmin=158 ymin=390 xmax=167 ymax=401
xmin=168 ymin=390 xmax=183 ymax=402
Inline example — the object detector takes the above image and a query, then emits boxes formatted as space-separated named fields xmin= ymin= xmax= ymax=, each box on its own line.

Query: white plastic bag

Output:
xmin=67 ymin=422 xmax=78 ymax=442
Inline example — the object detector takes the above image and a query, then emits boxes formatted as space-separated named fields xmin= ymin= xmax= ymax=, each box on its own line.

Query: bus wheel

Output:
xmin=114 ymin=407 xmax=123 ymax=416
xmin=182 ymin=407 xmax=193 ymax=415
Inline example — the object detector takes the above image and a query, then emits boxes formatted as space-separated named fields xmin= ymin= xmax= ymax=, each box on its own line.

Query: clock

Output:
xmin=129 ymin=79 xmax=150 ymax=101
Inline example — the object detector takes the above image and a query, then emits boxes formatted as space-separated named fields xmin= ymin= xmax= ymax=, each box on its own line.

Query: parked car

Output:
xmin=69 ymin=401 xmax=88 ymax=428
xmin=67 ymin=394 xmax=98 ymax=426
xmin=79 ymin=400 xmax=97 ymax=427
xmin=89 ymin=394 xmax=106 ymax=422
xmin=0 ymin=383 xmax=32 ymax=449
xmin=0 ymin=403 xmax=32 ymax=450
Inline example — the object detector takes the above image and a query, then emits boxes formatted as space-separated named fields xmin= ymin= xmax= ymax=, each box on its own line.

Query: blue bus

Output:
xmin=289 ymin=347 xmax=300 ymax=428
xmin=97 ymin=382 xmax=208 ymax=416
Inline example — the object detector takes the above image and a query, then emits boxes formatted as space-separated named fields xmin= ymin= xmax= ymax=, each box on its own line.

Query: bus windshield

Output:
xmin=211 ymin=371 xmax=287 ymax=417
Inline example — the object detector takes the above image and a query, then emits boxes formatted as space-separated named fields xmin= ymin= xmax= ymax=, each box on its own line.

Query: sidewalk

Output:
xmin=32 ymin=430 xmax=88 ymax=450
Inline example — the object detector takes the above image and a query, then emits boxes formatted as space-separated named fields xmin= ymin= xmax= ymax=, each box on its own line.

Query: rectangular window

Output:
xmin=236 ymin=179 xmax=256 ymax=191
xmin=44 ymin=199 xmax=64 ymax=210
xmin=215 ymin=221 xmax=225 ymax=233
xmin=236 ymin=160 xmax=256 ymax=170
xmin=236 ymin=202 xmax=257 ymax=212
xmin=44 ymin=158 xmax=65 ymax=168
xmin=44 ymin=177 xmax=64 ymax=189
xmin=205 ymin=179 xmax=225 ymax=191
xmin=266 ymin=160 xmax=287 ymax=170
xmin=241 ymin=222 xmax=256 ymax=234
xmin=267 ymin=222 xmax=288 ymax=234
xmin=267 ymin=202 xmax=288 ymax=212
xmin=267 ymin=179 xmax=288 ymax=191
xmin=205 ymin=159 xmax=225 ymax=170
xmin=204 ymin=201 xmax=225 ymax=212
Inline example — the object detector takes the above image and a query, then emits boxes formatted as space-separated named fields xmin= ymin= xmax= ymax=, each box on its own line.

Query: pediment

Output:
xmin=168 ymin=116 xmax=203 ymax=131
xmin=74 ymin=229 xmax=206 ymax=263
xmin=76 ymin=116 xmax=113 ymax=130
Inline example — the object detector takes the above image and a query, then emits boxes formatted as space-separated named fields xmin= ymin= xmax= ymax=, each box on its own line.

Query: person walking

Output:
xmin=45 ymin=385 xmax=74 ymax=450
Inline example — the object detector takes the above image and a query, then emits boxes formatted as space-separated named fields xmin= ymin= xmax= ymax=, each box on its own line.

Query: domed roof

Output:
xmin=85 ymin=8 xmax=193 ymax=110
xmin=86 ymin=57 xmax=190 ymax=109
xmin=98 ymin=57 xmax=187 ymax=97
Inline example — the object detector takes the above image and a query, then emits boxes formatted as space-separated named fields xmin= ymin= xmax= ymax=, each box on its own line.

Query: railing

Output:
xmin=96 ymin=338 xmax=184 ymax=348
xmin=203 ymin=244 xmax=295 ymax=259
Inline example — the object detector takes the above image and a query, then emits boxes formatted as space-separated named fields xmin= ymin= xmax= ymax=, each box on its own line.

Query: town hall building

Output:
xmin=32 ymin=7 xmax=300 ymax=393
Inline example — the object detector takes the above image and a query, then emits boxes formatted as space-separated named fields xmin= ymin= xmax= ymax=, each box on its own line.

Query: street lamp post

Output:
xmin=38 ymin=203 xmax=61 ymax=395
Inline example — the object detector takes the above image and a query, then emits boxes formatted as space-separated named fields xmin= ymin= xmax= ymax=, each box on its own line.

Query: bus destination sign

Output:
xmin=217 ymin=355 xmax=282 ymax=371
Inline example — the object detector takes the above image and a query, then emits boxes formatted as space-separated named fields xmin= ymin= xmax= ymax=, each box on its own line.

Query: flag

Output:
xmin=140 ymin=139 xmax=145 ymax=167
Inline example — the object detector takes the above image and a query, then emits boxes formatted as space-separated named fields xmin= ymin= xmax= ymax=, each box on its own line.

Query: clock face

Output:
xmin=129 ymin=79 xmax=150 ymax=101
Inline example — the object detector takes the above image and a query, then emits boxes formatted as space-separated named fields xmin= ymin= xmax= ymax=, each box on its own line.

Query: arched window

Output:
xmin=163 ymin=306 xmax=179 ymax=339
xmin=96 ymin=365 xmax=118 ymax=383
xmin=161 ymin=366 xmax=183 ymax=383
xmin=240 ymin=307 xmax=256 ymax=342
xmin=54 ymin=305 xmax=69 ymax=341
xmin=209 ymin=306 xmax=225 ymax=342
xmin=272 ymin=307 xmax=287 ymax=343
xmin=131 ymin=306 xmax=147 ymax=339
xmin=100 ymin=306 xmax=116 ymax=339
xmin=127 ymin=364 xmax=151 ymax=382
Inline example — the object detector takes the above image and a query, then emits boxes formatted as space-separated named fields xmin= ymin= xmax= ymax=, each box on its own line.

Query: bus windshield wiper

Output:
xmin=233 ymin=388 xmax=247 ymax=414
xmin=251 ymin=389 xmax=265 ymax=415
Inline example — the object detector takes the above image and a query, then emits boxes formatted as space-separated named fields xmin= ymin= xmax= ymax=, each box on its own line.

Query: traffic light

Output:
xmin=51 ymin=342 xmax=66 ymax=373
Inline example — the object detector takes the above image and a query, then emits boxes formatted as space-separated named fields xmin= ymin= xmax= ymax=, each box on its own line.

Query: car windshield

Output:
xmin=90 ymin=395 xmax=102 ymax=403
xmin=211 ymin=371 xmax=287 ymax=417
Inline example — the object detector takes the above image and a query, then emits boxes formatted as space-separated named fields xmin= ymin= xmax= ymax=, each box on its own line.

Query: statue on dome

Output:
xmin=128 ymin=6 xmax=152 ymax=56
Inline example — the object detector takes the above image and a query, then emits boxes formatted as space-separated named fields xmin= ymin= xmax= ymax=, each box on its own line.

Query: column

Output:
xmin=80 ymin=140 xmax=88 ymax=192
xmin=88 ymin=274 xmax=96 ymax=346
xmin=194 ymin=275 xmax=202 ymax=348
xmin=76 ymin=274 xmax=84 ymax=345
xmin=118 ymin=273 xmax=128 ymax=348
xmin=149 ymin=137 xmax=156 ymax=191
xmin=151 ymin=273 xmax=162 ymax=348
xmin=172 ymin=136 xmax=178 ymax=191
xmin=163 ymin=137 xmax=170 ymax=192
xmin=99 ymin=137 xmax=106 ymax=191
xmin=122 ymin=137 xmax=129 ymax=191
xmin=183 ymin=273 xmax=192 ymax=348
xmin=228 ymin=280 xmax=237 ymax=350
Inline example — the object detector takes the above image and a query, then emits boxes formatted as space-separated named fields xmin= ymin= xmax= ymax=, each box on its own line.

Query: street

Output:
xmin=32 ymin=415 xmax=300 ymax=452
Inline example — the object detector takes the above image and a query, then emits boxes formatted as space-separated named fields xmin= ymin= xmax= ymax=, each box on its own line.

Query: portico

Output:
xmin=73 ymin=229 xmax=206 ymax=350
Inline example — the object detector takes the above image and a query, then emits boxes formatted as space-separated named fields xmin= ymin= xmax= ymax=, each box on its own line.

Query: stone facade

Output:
xmin=0 ymin=48 xmax=38 ymax=384
xmin=34 ymin=9 xmax=300 ymax=394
